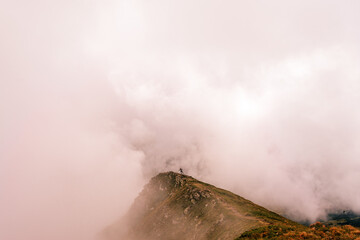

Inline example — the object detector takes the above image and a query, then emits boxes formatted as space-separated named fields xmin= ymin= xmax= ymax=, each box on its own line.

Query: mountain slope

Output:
xmin=104 ymin=171 xmax=299 ymax=240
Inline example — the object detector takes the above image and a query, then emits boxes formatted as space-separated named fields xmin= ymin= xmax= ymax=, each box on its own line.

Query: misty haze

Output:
xmin=1 ymin=0 xmax=360 ymax=239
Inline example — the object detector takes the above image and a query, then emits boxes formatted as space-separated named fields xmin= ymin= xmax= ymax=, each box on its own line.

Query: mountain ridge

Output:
xmin=103 ymin=171 xmax=299 ymax=240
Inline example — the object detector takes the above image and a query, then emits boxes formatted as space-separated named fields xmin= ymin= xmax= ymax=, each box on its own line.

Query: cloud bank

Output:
xmin=1 ymin=0 xmax=360 ymax=239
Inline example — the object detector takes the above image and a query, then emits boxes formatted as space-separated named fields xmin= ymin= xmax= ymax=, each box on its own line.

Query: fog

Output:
xmin=1 ymin=0 xmax=360 ymax=239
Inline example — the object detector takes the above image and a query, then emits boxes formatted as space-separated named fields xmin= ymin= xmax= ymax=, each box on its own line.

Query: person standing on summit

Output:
xmin=179 ymin=168 xmax=184 ymax=174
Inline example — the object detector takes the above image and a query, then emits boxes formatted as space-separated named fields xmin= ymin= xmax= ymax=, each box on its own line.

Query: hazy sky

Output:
xmin=1 ymin=1 xmax=360 ymax=239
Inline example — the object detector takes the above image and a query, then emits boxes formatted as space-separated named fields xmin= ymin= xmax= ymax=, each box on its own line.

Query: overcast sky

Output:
xmin=1 ymin=1 xmax=360 ymax=239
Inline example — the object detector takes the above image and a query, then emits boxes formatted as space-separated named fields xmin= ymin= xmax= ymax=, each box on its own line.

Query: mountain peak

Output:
xmin=104 ymin=171 xmax=298 ymax=240
xmin=150 ymin=171 xmax=214 ymax=204
xmin=152 ymin=171 xmax=193 ymax=188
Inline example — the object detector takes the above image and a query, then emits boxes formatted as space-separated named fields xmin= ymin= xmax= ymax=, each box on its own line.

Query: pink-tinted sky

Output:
xmin=1 ymin=1 xmax=360 ymax=239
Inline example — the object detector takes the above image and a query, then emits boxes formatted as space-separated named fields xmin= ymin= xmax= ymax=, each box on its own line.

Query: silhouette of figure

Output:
xmin=179 ymin=168 xmax=184 ymax=174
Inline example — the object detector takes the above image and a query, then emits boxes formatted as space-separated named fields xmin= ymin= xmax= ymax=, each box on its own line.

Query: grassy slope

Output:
xmin=236 ymin=222 xmax=360 ymax=239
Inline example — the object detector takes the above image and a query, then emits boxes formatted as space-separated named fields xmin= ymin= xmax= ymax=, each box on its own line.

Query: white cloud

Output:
xmin=1 ymin=1 xmax=360 ymax=239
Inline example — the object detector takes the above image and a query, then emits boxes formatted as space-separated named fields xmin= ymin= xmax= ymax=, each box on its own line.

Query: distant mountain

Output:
xmin=322 ymin=211 xmax=360 ymax=227
xmin=103 ymin=171 xmax=298 ymax=240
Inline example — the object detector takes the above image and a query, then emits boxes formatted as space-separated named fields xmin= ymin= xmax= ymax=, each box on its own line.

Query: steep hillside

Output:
xmin=103 ymin=171 xmax=299 ymax=240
